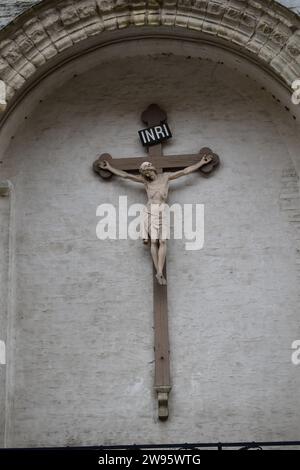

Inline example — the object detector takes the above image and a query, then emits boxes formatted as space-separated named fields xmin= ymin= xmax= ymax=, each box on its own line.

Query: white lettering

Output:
xmin=154 ymin=125 xmax=165 ymax=139
xmin=292 ymin=79 xmax=300 ymax=105
xmin=291 ymin=340 xmax=300 ymax=365
xmin=163 ymin=123 xmax=171 ymax=137
xmin=184 ymin=204 xmax=204 ymax=251
xmin=145 ymin=129 xmax=156 ymax=142
xmin=140 ymin=131 xmax=147 ymax=145
xmin=96 ymin=204 xmax=117 ymax=240
xmin=0 ymin=340 xmax=5 ymax=365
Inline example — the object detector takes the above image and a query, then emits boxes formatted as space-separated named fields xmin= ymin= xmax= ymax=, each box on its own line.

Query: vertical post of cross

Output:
xmin=141 ymin=104 xmax=171 ymax=420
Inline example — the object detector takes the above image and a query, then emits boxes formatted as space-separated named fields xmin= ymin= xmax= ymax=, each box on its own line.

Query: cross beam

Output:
xmin=93 ymin=104 xmax=219 ymax=420
xmin=94 ymin=150 xmax=219 ymax=177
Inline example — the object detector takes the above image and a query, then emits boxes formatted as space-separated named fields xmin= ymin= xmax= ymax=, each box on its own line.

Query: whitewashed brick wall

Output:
xmin=0 ymin=1 xmax=38 ymax=29
xmin=0 ymin=51 xmax=300 ymax=447
xmin=283 ymin=0 xmax=300 ymax=14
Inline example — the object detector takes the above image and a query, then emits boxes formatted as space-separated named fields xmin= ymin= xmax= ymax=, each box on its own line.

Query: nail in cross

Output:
xmin=93 ymin=104 xmax=219 ymax=420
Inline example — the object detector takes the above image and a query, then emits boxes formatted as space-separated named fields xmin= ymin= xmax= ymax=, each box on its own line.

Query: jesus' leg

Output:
xmin=156 ymin=240 xmax=167 ymax=285
xmin=151 ymin=240 xmax=159 ymax=272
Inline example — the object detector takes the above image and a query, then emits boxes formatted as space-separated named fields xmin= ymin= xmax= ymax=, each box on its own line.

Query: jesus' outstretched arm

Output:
xmin=97 ymin=160 xmax=144 ymax=183
xmin=167 ymin=154 xmax=212 ymax=181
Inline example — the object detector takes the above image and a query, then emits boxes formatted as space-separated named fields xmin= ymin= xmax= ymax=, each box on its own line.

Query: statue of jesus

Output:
xmin=98 ymin=154 xmax=212 ymax=285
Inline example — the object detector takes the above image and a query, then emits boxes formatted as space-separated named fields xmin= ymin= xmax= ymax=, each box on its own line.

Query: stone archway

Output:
xmin=0 ymin=0 xmax=299 ymax=112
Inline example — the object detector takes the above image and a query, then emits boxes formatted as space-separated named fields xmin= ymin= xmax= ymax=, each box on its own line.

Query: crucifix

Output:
xmin=93 ymin=104 xmax=219 ymax=420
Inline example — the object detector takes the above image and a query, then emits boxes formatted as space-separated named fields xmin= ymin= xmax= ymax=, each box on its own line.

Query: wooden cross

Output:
xmin=93 ymin=104 xmax=219 ymax=420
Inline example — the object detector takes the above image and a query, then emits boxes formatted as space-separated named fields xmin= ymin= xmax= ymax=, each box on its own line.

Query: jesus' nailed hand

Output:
xmin=98 ymin=154 xmax=212 ymax=285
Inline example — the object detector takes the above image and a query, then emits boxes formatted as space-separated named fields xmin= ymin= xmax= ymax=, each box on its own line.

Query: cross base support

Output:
xmin=155 ymin=386 xmax=172 ymax=421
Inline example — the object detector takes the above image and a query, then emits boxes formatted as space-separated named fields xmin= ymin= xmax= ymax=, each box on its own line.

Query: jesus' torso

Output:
xmin=143 ymin=173 xmax=169 ymax=205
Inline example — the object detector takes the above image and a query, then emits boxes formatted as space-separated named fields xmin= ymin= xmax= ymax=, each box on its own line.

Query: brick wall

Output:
xmin=1 ymin=51 xmax=300 ymax=446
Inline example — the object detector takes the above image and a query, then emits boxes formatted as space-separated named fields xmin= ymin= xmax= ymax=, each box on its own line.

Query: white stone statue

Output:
xmin=99 ymin=154 xmax=212 ymax=285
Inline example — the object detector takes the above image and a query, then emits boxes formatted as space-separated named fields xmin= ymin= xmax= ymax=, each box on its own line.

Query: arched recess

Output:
xmin=1 ymin=45 xmax=300 ymax=448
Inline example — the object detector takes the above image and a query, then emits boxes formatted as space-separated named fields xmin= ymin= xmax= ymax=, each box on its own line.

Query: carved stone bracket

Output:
xmin=155 ymin=385 xmax=172 ymax=421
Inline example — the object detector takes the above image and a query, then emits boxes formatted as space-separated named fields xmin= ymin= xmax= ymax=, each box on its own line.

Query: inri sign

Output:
xmin=138 ymin=122 xmax=172 ymax=147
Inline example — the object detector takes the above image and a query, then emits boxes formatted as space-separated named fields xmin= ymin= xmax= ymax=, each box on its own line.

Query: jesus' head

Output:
xmin=139 ymin=161 xmax=157 ymax=181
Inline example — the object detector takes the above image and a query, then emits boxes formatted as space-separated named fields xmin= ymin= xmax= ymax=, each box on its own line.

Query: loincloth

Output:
xmin=142 ymin=203 xmax=169 ymax=241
